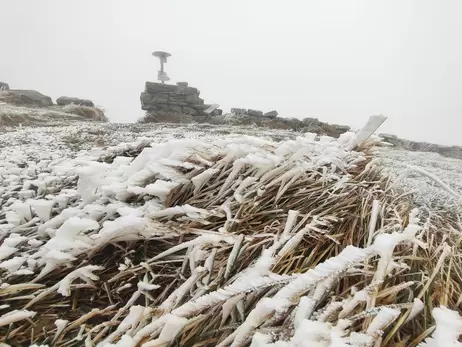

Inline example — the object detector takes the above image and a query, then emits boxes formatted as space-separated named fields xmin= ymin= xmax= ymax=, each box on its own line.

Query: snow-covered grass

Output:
xmin=1 ymin=122 xmax=462 ymax=346
xmin=0 ymin=103 xmax=106 ymax=126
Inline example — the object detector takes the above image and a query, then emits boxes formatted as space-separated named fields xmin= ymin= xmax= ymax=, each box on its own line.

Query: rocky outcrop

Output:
xmin=138 ymin=82 xmax=349 ymax=136
xmin=380 ymin=133 xmax=462 ymax=160
xmin=57 ymin=96 xmax=94 ymax=107
xmin=138 ymin=81 xmax=349 ymax=137
xmin=0 ymin=90 xmax=53 ymax=107
xmin=208 ymin=114 xmax=350 ymax=137
xmin=0 ymin=82 xmax=9 ymax=91
xmin=0 ymin=87 xmax=106 ymax=125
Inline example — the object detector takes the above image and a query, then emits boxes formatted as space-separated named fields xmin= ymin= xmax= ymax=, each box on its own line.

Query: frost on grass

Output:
xmin=380 ymin=148 xmax=462 ymax=212
xmin=0 ymin=123 xmax=461 ymax=346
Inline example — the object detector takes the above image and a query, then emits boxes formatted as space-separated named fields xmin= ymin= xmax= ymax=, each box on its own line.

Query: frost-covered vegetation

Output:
xmin=1 ymin=122 xmax=462 ymax=346
xmin=0 ymin=103 xmax=106 ymax=126
xmin=381 ymin=149 xmax=462 ymax=212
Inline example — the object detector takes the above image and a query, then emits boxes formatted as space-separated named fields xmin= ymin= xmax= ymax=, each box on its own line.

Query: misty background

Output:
xmin=1 ymin=0 xmax=461 ymax=145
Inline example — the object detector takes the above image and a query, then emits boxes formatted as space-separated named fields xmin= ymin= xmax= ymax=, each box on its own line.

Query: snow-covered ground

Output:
xmin=2 ymin=122 xmax=461 ymax=214
xmin=1 ymin=121 xmax=462 ymax=346
xmin=380 ymin=148 xmax=462 ymax=212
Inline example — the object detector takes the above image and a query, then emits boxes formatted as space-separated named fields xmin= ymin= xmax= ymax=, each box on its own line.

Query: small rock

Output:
xmin=182 ymin=106 xmax=198 ymax=115
xmin=56 ymin=96 xmax=94 ymax=107
xmin=231 ymin=108 xmax=247 ymax=116
xmin=262 ymin=110 xmax=278 ymax=118
xmin=333 ymin=125 xmax=351 ymax=132
xmin=247 ymin=109 xmax=263 ymax=117
xmin=176 ymin=82 xmax=188 ymax=94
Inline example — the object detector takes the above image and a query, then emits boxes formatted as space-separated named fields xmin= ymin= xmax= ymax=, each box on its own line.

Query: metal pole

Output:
xmin=160 ymin=60 xmax=165 ymax=83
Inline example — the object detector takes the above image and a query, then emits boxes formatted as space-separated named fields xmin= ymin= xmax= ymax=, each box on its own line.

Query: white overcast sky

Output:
xmin=1 ymin=0 xmax=461 ymax=145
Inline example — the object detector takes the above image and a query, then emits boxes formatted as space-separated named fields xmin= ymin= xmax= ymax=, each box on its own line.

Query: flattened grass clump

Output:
xmin=1 ymin=136 xmax=460 ymax=346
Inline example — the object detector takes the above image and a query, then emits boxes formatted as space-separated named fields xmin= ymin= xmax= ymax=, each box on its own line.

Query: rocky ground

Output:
xmin=0 ymin=89 xmax=106 ymax=126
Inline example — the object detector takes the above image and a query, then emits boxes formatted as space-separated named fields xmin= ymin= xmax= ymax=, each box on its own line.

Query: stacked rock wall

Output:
xmin=141 ymin=82 xmax=210 ymax=118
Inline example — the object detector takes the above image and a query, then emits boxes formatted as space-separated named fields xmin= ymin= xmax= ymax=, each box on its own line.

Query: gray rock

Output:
xmin=151 ymin=95 xmax=169 ymax=104
xmin=176 ymin=82 xmax=189 ymax=94
xmin=193 ymin=104 xmax=208 ymax=111
xmin=176 ymin=86 xmax=199 ymax=96
xmin=262 ymin=110 xmax=278 ymax=118
xmin=185 ymin=94 xmax=204 ymax=104
xmin=168 ymin=94 xmax=187 ymax=102
xmin=302 ymin=117 xmax=320 ymax=125
xmin=171 ymin=101 xmax=189 ymax=107
xmin=56 ymin=96 xmax=94 ymax=107
xmin=0 ymin=82 xmax=9 ymax=91
xmin=145 ymin=82 xmax=177 ymax=93
xmin=231 ymin=108 xmax=247 ymax=116
xmin=140 ymin=93 xmax=170 ymax=110
xmin=169 ymin=105 xmax=183 ymax=113
xmin=334 ymin=125 xmax=351 ymax=132
xmin=0 ymin=90 xmax=53 ymax=107
xmin=247 ymin=109 xmax=263 ymax=117
xmin=140 ymin=92 xmax=153 ymax=106
xmin=182 ymin=106 xmax=198 ymax=115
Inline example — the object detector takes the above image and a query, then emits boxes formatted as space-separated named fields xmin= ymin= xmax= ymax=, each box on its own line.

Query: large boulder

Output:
xmin=0 ymin=82 xmax=9 ymax=91
xmin=56 ymin=96 xmax=94 ymax=107
xmin=263 ymin=110 xmax=278 ymax=118
xmin=0 ymin=90 xmax=53 ymax=107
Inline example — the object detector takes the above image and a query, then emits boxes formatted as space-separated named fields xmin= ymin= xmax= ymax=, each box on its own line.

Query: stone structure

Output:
xmin=138 ymin=80 xmax=350 ymax=137
xmin=140 ymin=82 xmax=223 ymax=120
xmin=0 ymin=82 xmax=9 ymax=91
xmin=57 ymin=96 xmax=95 ymax=107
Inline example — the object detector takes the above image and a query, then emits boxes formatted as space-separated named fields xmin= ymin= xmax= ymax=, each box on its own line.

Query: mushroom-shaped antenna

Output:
xmin=152 ymin=51 xmax=172 ymax=83
xmin=153 ymin=51 xmax=171 ymax=63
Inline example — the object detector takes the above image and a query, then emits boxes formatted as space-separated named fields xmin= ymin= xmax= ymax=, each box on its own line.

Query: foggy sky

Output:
xmin=1 ymin=0 xmax=461 ymax=145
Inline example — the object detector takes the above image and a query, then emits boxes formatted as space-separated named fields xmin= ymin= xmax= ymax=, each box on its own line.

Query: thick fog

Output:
xmin=1 ymin=0 xmax=461 ymax=145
